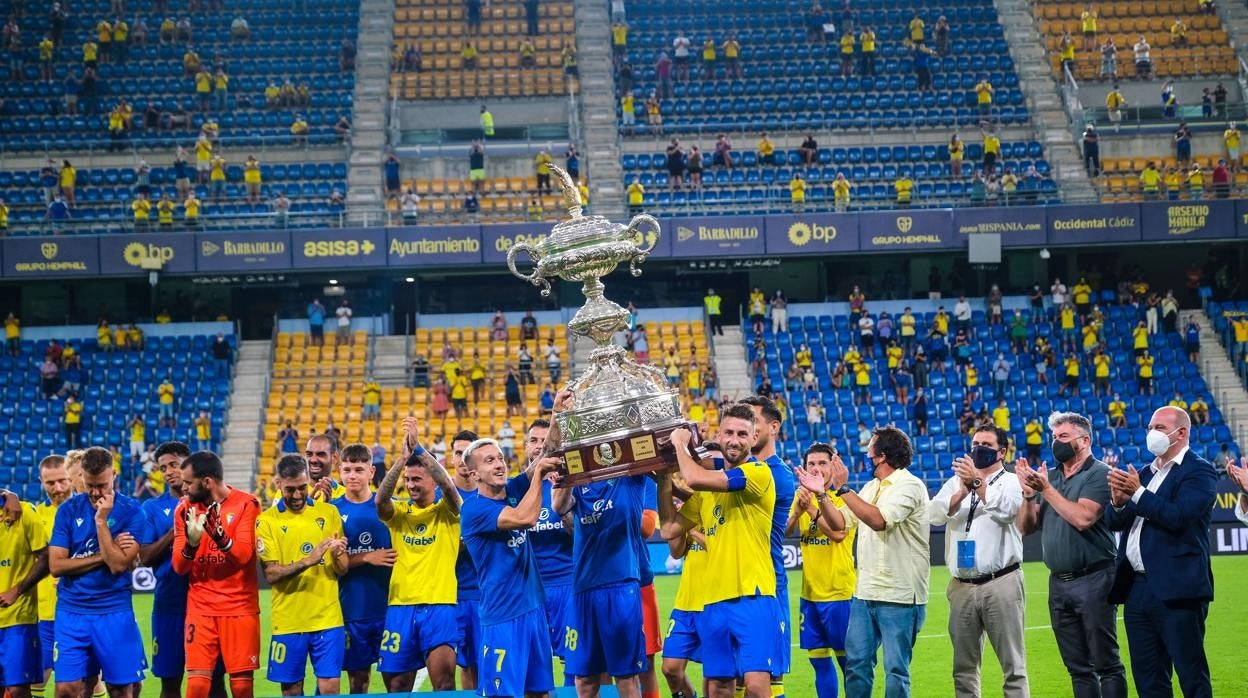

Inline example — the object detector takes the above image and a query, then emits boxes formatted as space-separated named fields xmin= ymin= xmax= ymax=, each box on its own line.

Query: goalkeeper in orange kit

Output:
xmin=172 ymin=452 xmax=262 ymax=698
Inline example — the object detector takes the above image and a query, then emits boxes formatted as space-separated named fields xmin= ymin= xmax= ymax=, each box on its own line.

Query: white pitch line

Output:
xmin=412 ymin=668 xmax=429 ymax=692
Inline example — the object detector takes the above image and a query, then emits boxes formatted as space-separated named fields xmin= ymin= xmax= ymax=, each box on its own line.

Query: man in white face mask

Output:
xmin=1106 ymin=406 xmax=1217 ymax=698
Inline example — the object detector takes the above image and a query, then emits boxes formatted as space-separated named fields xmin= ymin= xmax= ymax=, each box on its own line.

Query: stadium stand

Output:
xmin=0 ymin=161 xmax=350 ymax=234
xmin=749 ymin=303 xmax=1234 ymax=490
xmin=1035 ymin=0 xmax=1236 ymax=81
xmin=390 ymin=0 xmax=576 ymax=99
xmin=1207 ymin=300 xmax=1248 ymax=389
xmin=1 ymin=332 xmax=233 ymax=501
xmin=621 ymin=139 xmax=1060 ymax=212
xmin=0 ymin=0 xmax=357 ymax=151
xmin=398 ymin=174 xmax=564 ymax=222
xmin=1096 ymin=153 xmax=1248 ymax=201
xmin=619 ymin=0 xmax=1029 ymax=134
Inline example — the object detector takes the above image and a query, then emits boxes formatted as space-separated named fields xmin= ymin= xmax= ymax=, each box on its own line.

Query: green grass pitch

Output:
xmin=125 ymin=557 xmax=1248 ymax=697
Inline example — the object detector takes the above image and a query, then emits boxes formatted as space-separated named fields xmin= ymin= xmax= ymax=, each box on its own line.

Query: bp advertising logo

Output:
xmin=123 ymin=242 xmax=176 ymax=267
xmin=786 ymin=221 xmax=838 ymax=246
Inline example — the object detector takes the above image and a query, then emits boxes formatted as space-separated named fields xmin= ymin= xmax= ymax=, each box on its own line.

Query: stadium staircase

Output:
xmin=712 ymin=325 xmax=753 ymax=403
xmin=574 ymin=0 xmax=626 ymax=219
xmin=1194 ymin=312 xmax=1248 ymax=449
xmin=346 ymin=0 xmax=398 ymax=219
xmin=371 ymin=334 xmax=412 ymax=381
xmin=994 ymin=0 xmax=1092 ymax=197
xmin=1215 ymin=3 xmax=1248 ymax=65
xmin=219 ymin=340 xmax=272 ymax=487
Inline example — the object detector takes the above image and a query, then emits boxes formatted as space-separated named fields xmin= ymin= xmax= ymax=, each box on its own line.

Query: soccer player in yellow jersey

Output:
xmin=35 ymin=455 xmax=73 ymax=688
xmin=256 ymin=455 xmax=348 ymax=696
xmin=661 ymin=404 xmax=778 ymax=698
xmin=0 ymin=491 xmax=50 ymax=698
xmin=305 ymin=434 xmax=348 ymax=502
xmin=658 ymin=456 xmax=715 ymax=698
xmin=374 ymin=431 xmax=461 ymax=692
xmin=789 ymin=444 xmax=856 ymax=698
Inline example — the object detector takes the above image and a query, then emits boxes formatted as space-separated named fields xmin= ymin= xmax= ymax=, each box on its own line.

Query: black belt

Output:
xmin=1051 ymin=559 xmax=1114 ymax=582
xmin=955 ymin=562 xmax=1020 ymax=585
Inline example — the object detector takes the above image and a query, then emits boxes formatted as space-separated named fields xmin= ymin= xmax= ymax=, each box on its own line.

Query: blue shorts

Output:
xmin=39 ymin=620 xmax=98 ymax=677
xmin=564 ymin=581 xmax=646 ymax=679
xmin=267 ymin=628 xmax=345 ymax=684
xmin=0 ymin=624 xmax=43 ymax=687
xmin=799 ymin=599 xmax=852 ymax=652
xmin=377 ymin=604 xmax=458 ymax=674
xmin=696 ymin=596 xmax=781 ymax=679
xmin=663 ymin=609 xmax=701 ymax=663
xmin=776 ymin=582 xmax=792 ymax=675
xmin=456 ymin=598 xmax=481 ymax=670
xmin=343 ymin=618 xmax=385 ymax=672
xmin=151 ymin=612 xmax=186 ymax=679
xmin=54 ymin=609 xmax=148 ymax=685
xmin=478 ymin=608 xmax=554 ymax=697
xmin=543 ymin=583 xmax=573 ymax=659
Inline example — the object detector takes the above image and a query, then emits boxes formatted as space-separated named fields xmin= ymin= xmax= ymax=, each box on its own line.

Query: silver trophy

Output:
xmin=507 ymin=166 xmax=698 ymax=486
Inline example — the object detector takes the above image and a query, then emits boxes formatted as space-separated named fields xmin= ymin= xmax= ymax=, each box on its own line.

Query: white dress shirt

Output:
xmin=1125 ymin=445 xmax=1188 ymax=573
xmin=929 ymin=467 xmax=1024 ymax=578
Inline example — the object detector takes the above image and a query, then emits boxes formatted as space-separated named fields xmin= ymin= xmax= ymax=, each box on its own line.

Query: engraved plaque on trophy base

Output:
xmin=557 ymin=422 xmax=700 ymax=487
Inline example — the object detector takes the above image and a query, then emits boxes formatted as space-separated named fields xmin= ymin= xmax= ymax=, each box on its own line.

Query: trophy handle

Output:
xmin=625 ymin=214 xmax=660 ymax=277
xmin=506 ymin=241 xmax=552 ymax=297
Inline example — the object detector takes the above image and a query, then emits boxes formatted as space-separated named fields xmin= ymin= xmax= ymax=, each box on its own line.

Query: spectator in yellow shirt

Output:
xmin=535 ymin=150 xmax=554 ymax=195
xmin=157 ymin=193 xmax=175 ymax=228
xmin=1058 ymin=355 xmax=1080 ymax=396
xmin=894 ymin=172 xmax=914 ymax=207
xmin=1139 ymin=161 xmax=1162 ymax=198
xmin=839 ymin=31 xmax=855 ymax=77
xmin=362 ymin=376 xmax=382 ymax=420
xmin=132 ymin=193 xmax=153 ymax=228
xmin=158 ymin=376 xmax=176 ymax=426
xmin=183 ymin=192 xmax=202 ymax=224
xmin=626 ymin=179 xmax=644 ymax=213
xmin=1025 ymin=417 xmax=1044 ymax=460
xmin=1225 ymin=122 xmax=1240 ymax=164
xmin=1108 ymin=393 xmax=1127 ymax=428
xmin=975 ymin=77 xmax=993 ymax=118
xmin=195 ymin=67 xmax=213 ymax=111
xmin=3 ymin=312 xmax=18 ymax=357
xmin=859 ymin=28 xmax=877 ymax=75
xmin=853 ymin=361 xmax=871 ymax=405
xmin=701 ymin=37 xmax=717 ymax=79
xmin=210 ymin=155 xmax=227 ymax=201
xmin=909 ymin=14 xmax=925 ymax=43
xmin=83 ymin=40 xmax=99 ymax=69
xmin=722 ymin=35 xmax=741 ymax=79
xmin=244 ymin=155 xmax=263 ymax=203
xmin=833 ymin=172 xmax=851 ymax=212
xmin=290 ymin=116 xmax=309 ymax=145
xmin=1081 ymin=6 xmax=1098 ymax=50
xmin=789 ymin=173 xmax=806 ymax=210
xmin=1137 ymin=349 xmax=1155 ymax=395
xmin=1190 ymin=395 xmax=1210 ymax=425
xmin=128 ymin=324 xmax=144 ymax=350
xmin=992 ymin=399 xmax=1010 ymax=430
xmin=758 ymin=132 xmax=775 ymax=164
xmin=97 ymin=321 xmax=113 ymax=352
xmin=113 ymin=324 xmax=128 ymax=351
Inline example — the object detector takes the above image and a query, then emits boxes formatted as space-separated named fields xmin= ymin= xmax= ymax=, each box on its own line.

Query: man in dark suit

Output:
xmin=1106 ymin=406 xmax=1217 ymax=698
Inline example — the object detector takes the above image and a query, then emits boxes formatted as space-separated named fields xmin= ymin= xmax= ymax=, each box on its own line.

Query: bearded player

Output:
xmin=332 ymin=444 xmax=394 ymax=695
xmin=173 ymin=451 xmax=262 ymax=698
xmin=34 ymin=455 xmax=73 ymax=690
xmin=739 ymin=395 xmax=796 ymax=696
xmin=375 ymin=422 xmax=461 ymax=692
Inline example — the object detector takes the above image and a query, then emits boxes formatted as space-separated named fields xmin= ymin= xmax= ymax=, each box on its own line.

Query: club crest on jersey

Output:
xmin=301 ymin=542 xmax=314 ymax=555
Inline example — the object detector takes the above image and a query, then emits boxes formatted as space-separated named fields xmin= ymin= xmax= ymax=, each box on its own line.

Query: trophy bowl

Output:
xmin=507 ymin=166 xmax=697 ymax=486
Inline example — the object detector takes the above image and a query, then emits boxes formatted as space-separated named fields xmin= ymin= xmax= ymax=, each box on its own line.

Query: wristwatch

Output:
xmin=970 ymin=478 xmax=983 ymax=489
xmin=835 ymin=484 xmax=852 ymax=497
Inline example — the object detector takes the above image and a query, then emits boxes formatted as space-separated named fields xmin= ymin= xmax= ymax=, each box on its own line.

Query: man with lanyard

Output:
xmin=739 ymin=395 xmax=795 ymax=697
xmin=447 ymin=429 xmax=482 ymax=690
xmin=332 ymin=443 xmax=394 ymax=694
xmin=929 ymin=426 xmax=1028 ymax=697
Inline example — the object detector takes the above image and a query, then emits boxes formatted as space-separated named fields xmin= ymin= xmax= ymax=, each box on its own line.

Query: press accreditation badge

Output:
xmin=956 ymin=539 xmax=976 ymax=569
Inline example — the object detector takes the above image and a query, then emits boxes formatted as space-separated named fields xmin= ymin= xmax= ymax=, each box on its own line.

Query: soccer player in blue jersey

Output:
xmin=48 ymin=446 xmax=149 ymax=698
xmin=660 ymin=405 xmax=779 ymax=698
xmin=461 ymin=439 xmax=562 ymax=698
xmin=332 ymin=443 xmax=394 ymax=695
xmin=739 ymin=395 xmax=796 ymax=695
xmin=636 ymin=478 xmax=663 ymax=698
xmin=140 ymin=441 xmax=214 ymax=698
xmin=551 ymin=466 xmax=648 ymax=698
xmin=447 ymin=429 xmax=481 ymax=691
xmin=520 ymin=419 xmax=575 ymax=685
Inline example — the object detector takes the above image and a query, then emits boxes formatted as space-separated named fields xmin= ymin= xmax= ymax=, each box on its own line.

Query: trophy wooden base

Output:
xmin=555 ymin=421 xmax=700 ymax=488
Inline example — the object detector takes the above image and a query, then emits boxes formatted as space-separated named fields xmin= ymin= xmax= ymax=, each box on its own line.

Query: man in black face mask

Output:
xmin=929 ymin=425 xmax=1028 ymax=697
xmin=1016 ymin=411 xmax=1125 ymax=698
